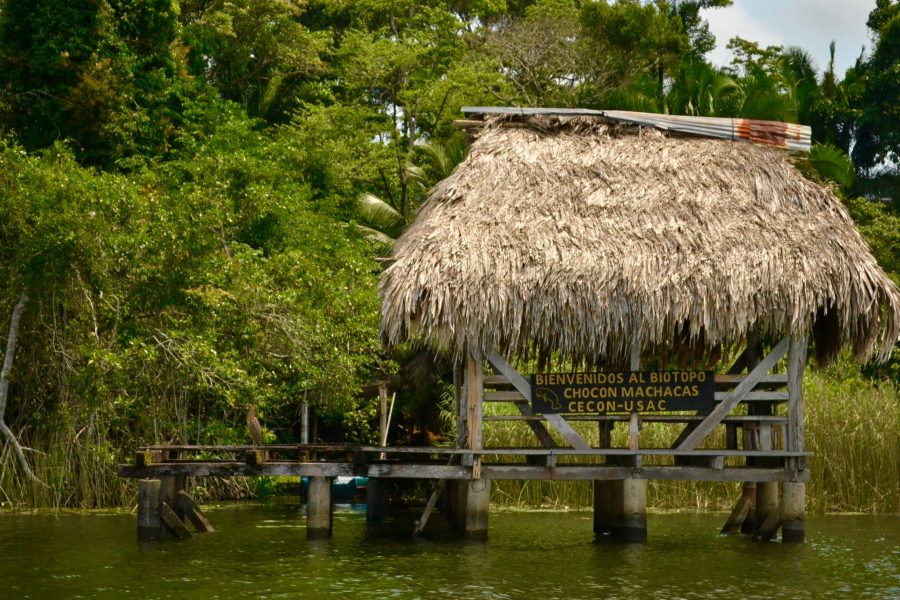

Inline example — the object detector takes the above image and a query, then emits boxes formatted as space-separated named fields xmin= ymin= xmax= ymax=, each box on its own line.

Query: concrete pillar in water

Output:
xmin=756 ymin=481 xmax=779 ymax=530
xmin=609 ymin=480 xmax=647 ymax=543
xmin=593 ymin=481 xmax=612 ymax=536
xmin=366 ymin=478 xmax=389 ymax=526
xmin=307 ymin=476 xmax=334 ymax=539
xmin=782 ymin=482 xmax=805 ymax=543
xmin=446 ymin=479 xmax=490 ymax=539
xmin=137 ymin=479 xmax=162 ymax=541
xmin=465 ymin=479 xmax=490 ymax=540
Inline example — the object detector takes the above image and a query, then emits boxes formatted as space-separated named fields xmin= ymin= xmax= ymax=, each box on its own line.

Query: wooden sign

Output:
xmin=531 ymin=371 xmax=715 ymax=414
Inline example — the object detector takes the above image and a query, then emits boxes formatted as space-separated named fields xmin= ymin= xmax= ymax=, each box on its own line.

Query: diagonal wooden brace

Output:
xmin=676 ymin=337 xmax=790 ymax=451
xmin=486 ymin=351 xmax=589 ymax=450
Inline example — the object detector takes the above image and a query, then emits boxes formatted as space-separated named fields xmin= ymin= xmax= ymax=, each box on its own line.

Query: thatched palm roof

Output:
xmin=380 ymin=116 xmax=900 ymax=366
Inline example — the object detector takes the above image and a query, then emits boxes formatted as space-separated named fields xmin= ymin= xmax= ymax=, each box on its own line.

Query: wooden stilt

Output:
xmin=307 ymin=476 xmax=334 ymax=539
xmin=721 ymin=482 xmax=755 ymax=534
xmin=605 ymin=331 xmax=648 ymax=543
xmin=593 ymin=480 xmax=612 ymax=536
xmin=137 ymin=479 xmax=162 ymax=541
xmin=755 ymin=481 xmax=780 ymax=540
xmin=785 ymin=336 xmax=807 ymax=543
xmin=782 ymin=482 xmax=805 ymax=543
xmin=366 ymin=478 xmax=388 ymax=526
xmin=739 ymin=482 xmax=759 ymax=534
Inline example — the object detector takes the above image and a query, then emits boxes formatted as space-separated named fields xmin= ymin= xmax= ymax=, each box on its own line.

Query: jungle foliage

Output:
xmin=0 ymin=0 xmax=897 ymax=508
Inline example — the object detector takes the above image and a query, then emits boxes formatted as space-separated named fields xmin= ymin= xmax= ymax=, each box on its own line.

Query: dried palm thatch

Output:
xmin=380 ymin=117 xmax=900 ymax=367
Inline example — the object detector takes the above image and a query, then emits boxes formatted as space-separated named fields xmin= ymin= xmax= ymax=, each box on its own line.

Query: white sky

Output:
xmin=703 ymin=0 xmax=877 ymax=76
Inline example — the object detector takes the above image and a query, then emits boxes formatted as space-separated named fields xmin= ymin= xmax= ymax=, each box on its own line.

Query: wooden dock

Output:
xmin=118 ymin=335 xmax=810 ymax=544
xmin=119 ymin=443 xmax=809 ymax=482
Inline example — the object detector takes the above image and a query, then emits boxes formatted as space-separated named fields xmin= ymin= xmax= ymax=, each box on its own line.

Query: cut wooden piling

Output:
xmin=137 ymin=479 xmax=162 ymax=541
xmin=366 ymin=478 xmax=389 ymax=526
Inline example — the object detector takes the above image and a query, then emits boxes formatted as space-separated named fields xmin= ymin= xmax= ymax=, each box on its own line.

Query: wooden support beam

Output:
xmin=787 ymin=336 xmax=807 ymax=479
xmin=160 ymin=502 xmax=192 ymax=540
xmin=677 ymin=337 xmax=790 ymax=451
xmin=176 ymin=491 xmax=214 ymax=533
xmin=487 ymin=350 xmax=589 ymax=450
xmin=414 ymin=479 xmax=447 ymax=536
xmin=721 ymin=482 xmax=755 ymax=534
xmin=466 ymin=347 xmax=484 ymax=478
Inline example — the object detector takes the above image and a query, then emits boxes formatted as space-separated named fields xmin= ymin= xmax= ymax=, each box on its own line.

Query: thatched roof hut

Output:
xmin=380 ymin=111 xmax=900 ymax=367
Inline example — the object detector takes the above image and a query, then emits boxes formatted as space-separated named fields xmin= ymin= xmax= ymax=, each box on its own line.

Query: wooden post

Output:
xmin=454 ymin=361 xmax=467 ymax=449
xmin=137 ymin=479 xmax=162 ymax=541
xmin=466 ymin=347 xmax=483 ymax=478
xmin=378 ymin=383 xmax=388 ymax=449
xmin=721 ymin=482 xmax=756 ymax=535
xmin=593 ymin=422 xmax=613 ymax=536
xmin=366 ymin=478 xmax=389 ymax=527
xmin=756 ymin=479 xmax=779 ymax=538
xmin=307 ymin=476 xmax=334 ymax=539
xmin=784 ymin=335 xmax=807 ymax=543
xmin=464 ymin=348 xmax=488 ymax=535
xmin=605 ymin=330 xmax=647 ymax=543
xmin=300 ymin=399 xmax=309 ymax=444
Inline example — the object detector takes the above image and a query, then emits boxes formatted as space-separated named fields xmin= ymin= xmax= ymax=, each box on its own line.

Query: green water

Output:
xmin=0 ymin=503 xmax=897 ymax=599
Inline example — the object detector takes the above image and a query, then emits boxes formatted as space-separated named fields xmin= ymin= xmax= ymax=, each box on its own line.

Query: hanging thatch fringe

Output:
xmin=380 ymin=117 xmax=900 ymax=366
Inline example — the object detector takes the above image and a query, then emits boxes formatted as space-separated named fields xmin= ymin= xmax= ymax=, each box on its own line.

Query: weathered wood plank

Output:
xmin=135 ymin=450 xmax=163 ymax=467
xmin=483 ymin=374 xmax=511 ymax=386
xmin=484 ymin=391 xmax=525 ymax=401
xmin=787 ymin=336 xmax=807 ymax=455
xmin=176 ymin=491 xmax=215 ymax=533
xmin=413 ymin=479 xmax=447 ymax=536
xmin=160 ymin=501 xmax=192 ymax=539
xmin=480 ymin=465 xmax=797 ymax=482
xmin=485 ymin=351 xmax=532 ymax=400
xmin=677 ymin=337 xmax=790 ymax=451
xmin=714 ymin=374 xmax=788 ymax=384
xmin=244 ymin=449 xmax=267 ymax=465
xmin=466 ymin=348 xmax=483 ymax=454
xmin=487 ymin=351 xmax=578 ymax=448
xmin=715 ymin=391 xmax=789 ymax=401
xmin=720 ymin=483 xmax=755 ymax=534
xmin=543 ymin=413 xmax=591 ymax=450
xmin=510 ymin=399 xmax=557 ymax=449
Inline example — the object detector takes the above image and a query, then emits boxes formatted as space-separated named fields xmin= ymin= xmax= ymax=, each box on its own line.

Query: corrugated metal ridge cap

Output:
xmin=460 ymin=107 xmax=812 ymax=152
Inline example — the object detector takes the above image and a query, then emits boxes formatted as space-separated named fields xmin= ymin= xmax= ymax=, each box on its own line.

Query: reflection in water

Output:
xmin=0 ymin=502 xmax=897 ymax=599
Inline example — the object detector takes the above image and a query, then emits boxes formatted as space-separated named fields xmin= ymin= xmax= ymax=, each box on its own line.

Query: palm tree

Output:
xmin=355 ymin=136 xmax=468 ymax=245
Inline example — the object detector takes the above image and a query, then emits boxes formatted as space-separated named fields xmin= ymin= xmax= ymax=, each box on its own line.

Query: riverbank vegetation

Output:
xmin=0 ymin=0 xmax=898 ymax=511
